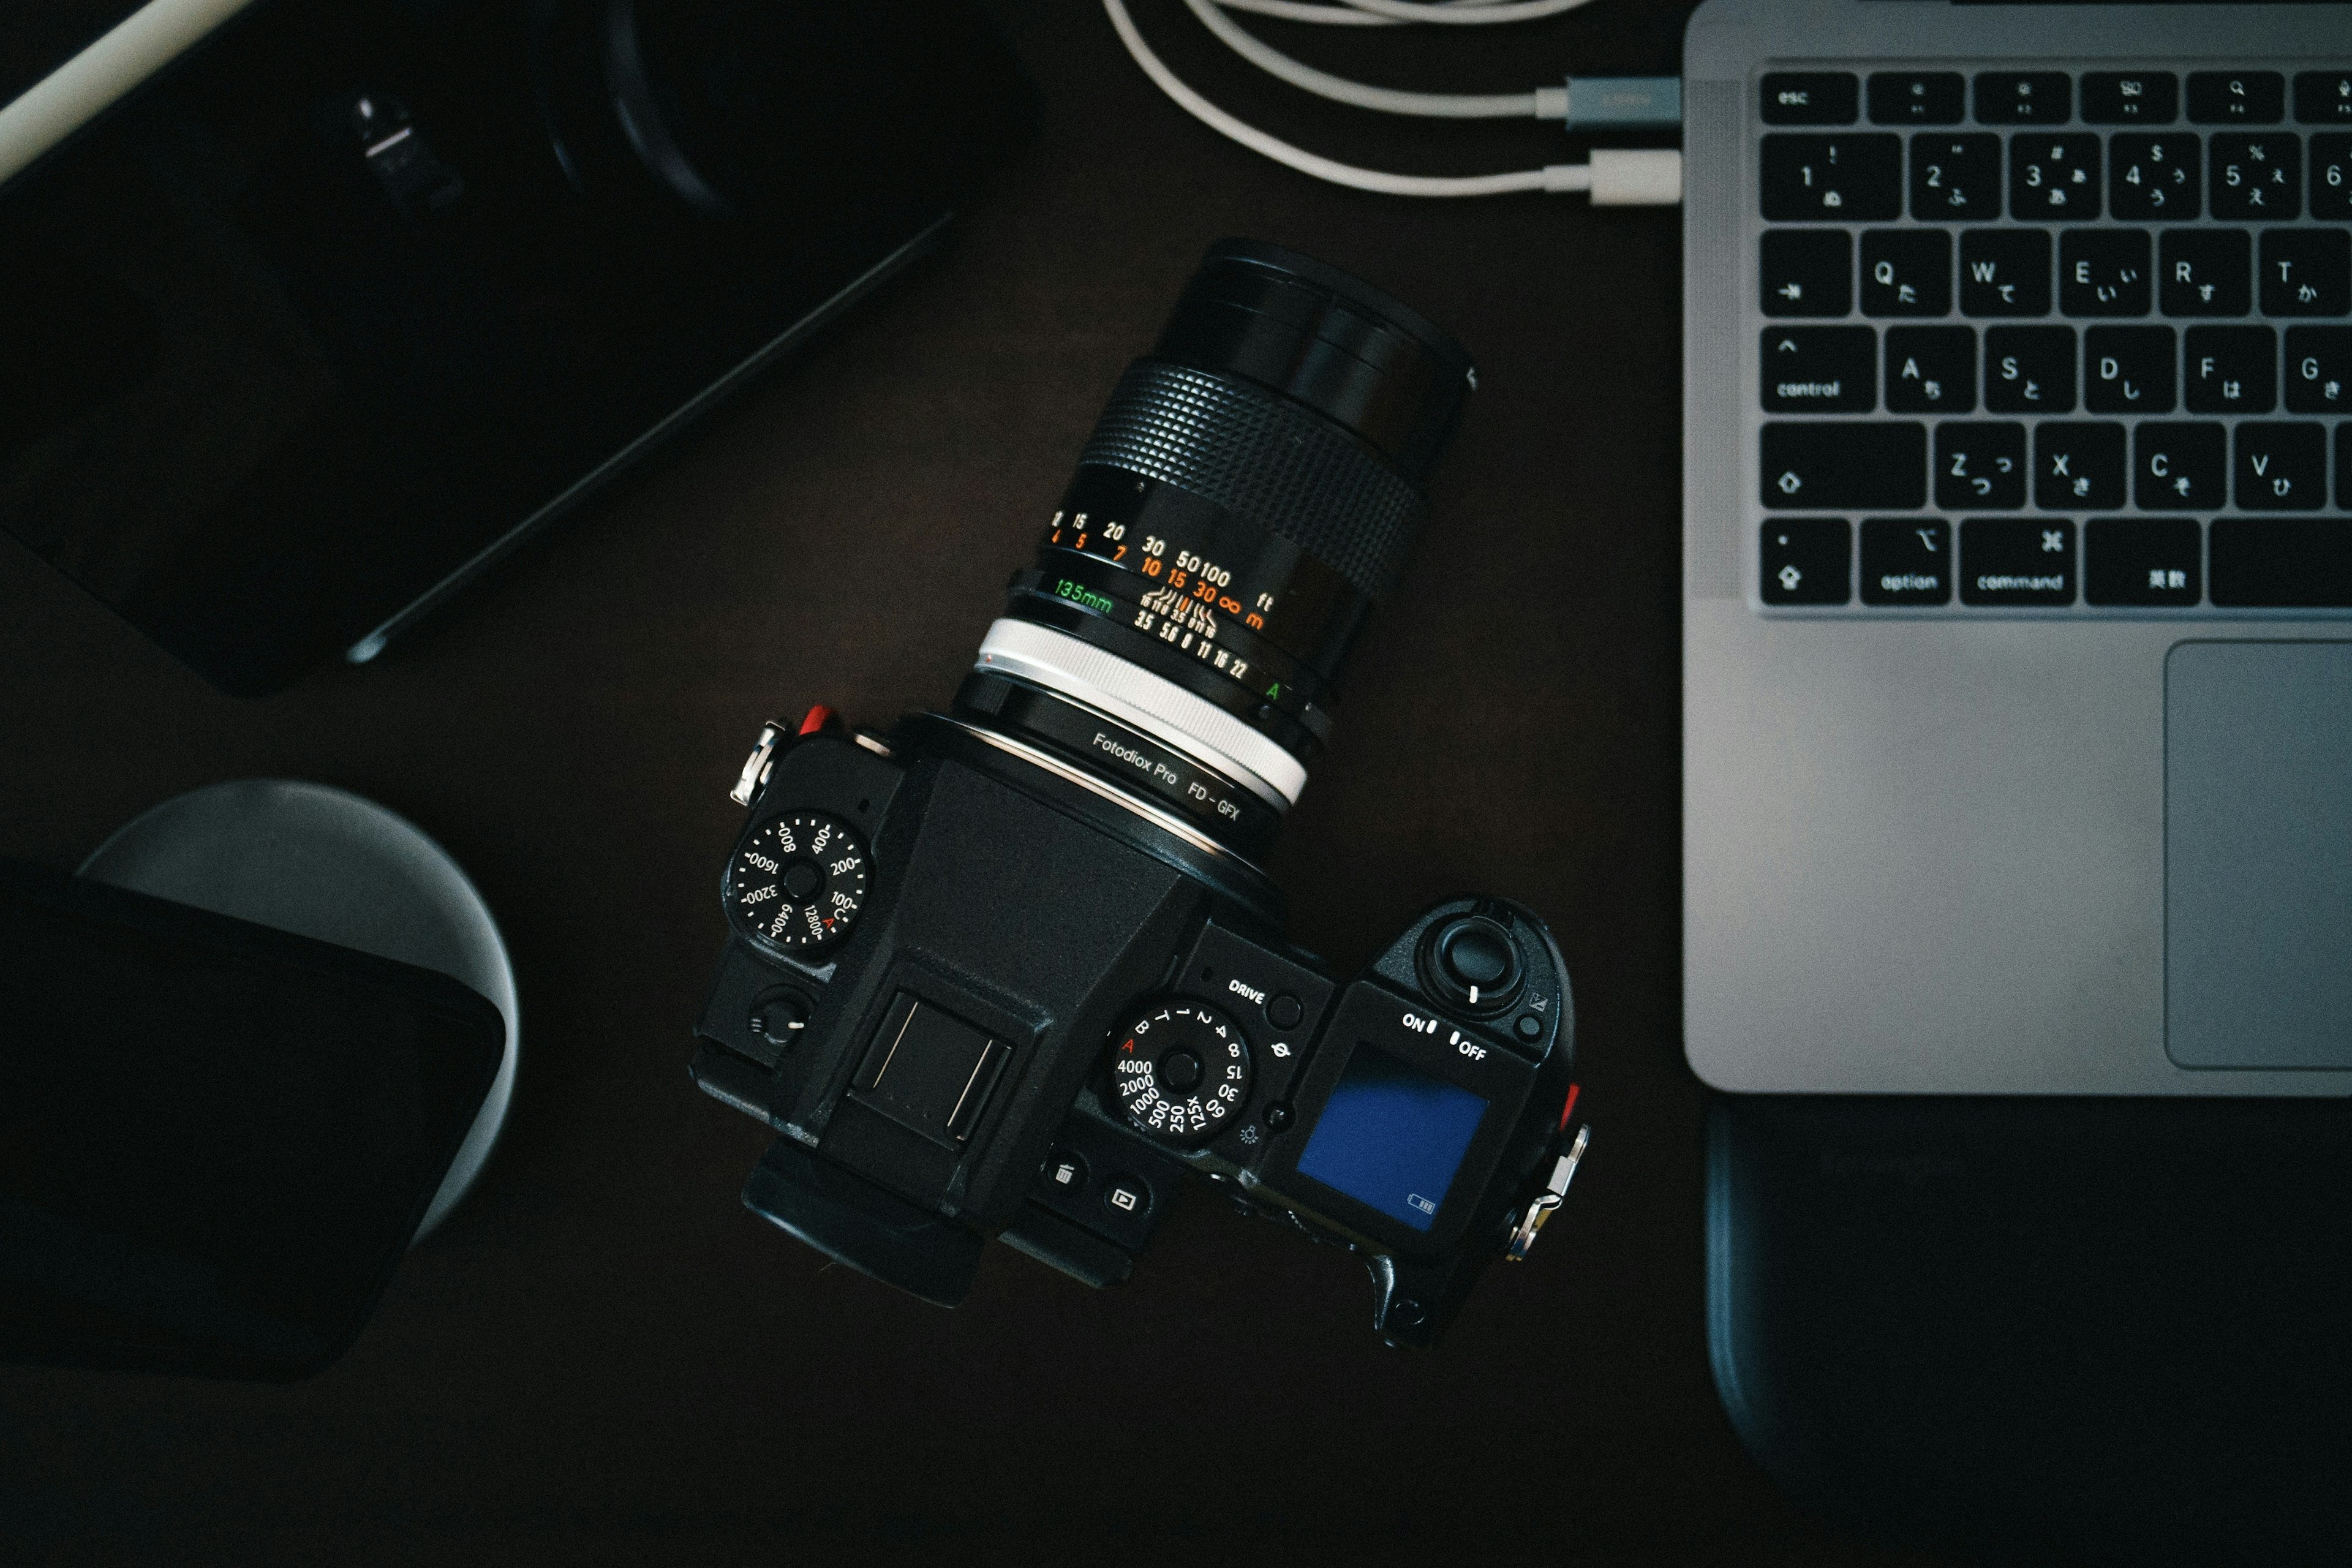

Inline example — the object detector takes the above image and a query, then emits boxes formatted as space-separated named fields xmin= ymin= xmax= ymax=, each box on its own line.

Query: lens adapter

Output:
xmin=962 ymin=241 xmax=1474 ymax=851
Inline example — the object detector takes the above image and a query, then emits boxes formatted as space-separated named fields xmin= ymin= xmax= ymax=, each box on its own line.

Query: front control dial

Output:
xmin=726 ymin=812 xmax=870 ymax=954
xmin=1109 ymin=1000 xmax=1254 ymax=1145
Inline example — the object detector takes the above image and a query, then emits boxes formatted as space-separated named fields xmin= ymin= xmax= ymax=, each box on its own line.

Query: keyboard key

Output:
xmin=2159 ymin=228 xmax=2250 ymax=315
xmin=1761 ymin=229 xmax=1852 ymax=315
xmin=1762 ymin=327 xmax=1876 ymax=411
xmin=2261 ymin=229 xmax=2352 ymax=315
xmin=2211 ymin=518 xmax=2352 ymax=607
xmin=2299 ymin=72 xmax=2352 ymax=126
xmin=1861 ymin=517 xmax=1953 ymax=604
xmin=2086 ymin=325 xmax=2176 ymax=413
xmin=2035 ymin=421 xmax=2126 ymax=509
xmin=1961 ymin=518 xmax=2076 ymax=605
xmin=2211 ymin=133 xmax=2302 ymax=219
xmin=1860 ymin=229 xmax=1951 ymax=314
xmin=1988 ymin=326 xmax=2078 ymax=411
xmin=1763 ymin=73 xmax=1859 ymax=126
xmin=2012 ymin=135 xmax=2102 ymax=220
xmin=1976 ymin=72 xmax=2070 ymax=126
xmin=2285 ymin=326 xmax=2352 ymax=411
xmin=1936 ymin=421 xmax=2027 ymax=509
xmin=1760 ymin=519 xmax=1852 ymax=603
xmin=1870 ymin=72 xmax=1964 ymax=126
xmin=1886 ymin=326 xmax=1975 ymax=412
xmin=2234 ymin=423 xmax=2329 ymax=510
xmin=2185 ymin=325 xmax=2278 ymax=413
xmin=1910 ymin=134 xmax=2000 ymax=219
xmin=2111 ymin=133 xmax=2201 ymax=219
xmin=2085 ymin=517 xmax=2203 ymax=606
xmin=2082 ymin=72 xmax=2178 ymax=126
xmin=1761 ymin=423 xmax=1927 ymax=509
xmin=2315 ymin=134 xmax=2352 ymax=219
xmin=2060 ymin=229 xmax=2150 ymax=316
xmin=2135 ymin=422 xmax=2228 ymax=510
xmin=1960 ymin=229 xmax=2051 ymax=315
xmin=1762 ymin=135 xmax=1902 ymax=221
xmin=2188 ymin=71 xmax=2285 ymax=125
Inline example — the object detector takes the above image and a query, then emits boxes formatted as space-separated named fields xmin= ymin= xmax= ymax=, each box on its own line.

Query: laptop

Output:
xmin=1682 ymin=0 xmax=2352 ymax=1094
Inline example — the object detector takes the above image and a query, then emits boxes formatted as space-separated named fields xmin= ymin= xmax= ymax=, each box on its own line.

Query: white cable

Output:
xmin=1330 ymin=0 xmax=1595 ymax=20
xmin=1102 ymin=0 xmax=1588 ymax=197
xmin=1182 ymin=0 xmax=1540 ymax=118
xmin=1208 ymin=0 xmax=1517 ymax=25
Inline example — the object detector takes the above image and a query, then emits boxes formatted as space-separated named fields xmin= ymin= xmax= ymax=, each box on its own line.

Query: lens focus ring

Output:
xmin=1079 ymin=362 xmax=1428 ymax=603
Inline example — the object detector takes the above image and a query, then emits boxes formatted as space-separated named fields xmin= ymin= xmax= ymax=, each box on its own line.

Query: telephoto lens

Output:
xmin=696 ymin=241 xmax=1586 ymax=1349
xmin=956 ymin=240 xmax=1476 ymax=864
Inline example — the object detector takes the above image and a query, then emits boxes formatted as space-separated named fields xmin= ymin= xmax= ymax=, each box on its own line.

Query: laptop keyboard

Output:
xmin=1753 ymin=66 xmax=2352 ymax=612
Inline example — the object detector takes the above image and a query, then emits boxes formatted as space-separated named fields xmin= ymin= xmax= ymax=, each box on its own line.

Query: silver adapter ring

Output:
xmin=973 ymin=619 xmax=1307 ymax=809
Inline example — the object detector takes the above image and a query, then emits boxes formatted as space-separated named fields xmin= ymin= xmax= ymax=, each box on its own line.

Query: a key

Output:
xmin=2284 ymin=325 xmax=2352 ymax=412
xmin=2211 ymin=134 xmax=2302 ymax=219
xmin=1860 ymin=518 xmax=1954 ymax=605
xmin=2185 ymin=326 xmax=2278 ymax=413
xmin=2188 ymin=71 xmax=2285 ymax=124
xmin=1987 ymin=326 xmax=2078 ymax=411
xmin=2085 ymin=518 xmax=2203 ymax=606
xmin=2234 ymin=423 xmax=2329 ymax=510
xmin=1935 ymin=421 xmax=2027 ymax=509
xmin=1760 ymin=229 xmax=1853 ymax=315
xmin=2034 ymin=421 xmax=2127 ymax=509
xmin=2211 ymin=519 xmax=2352 ymax=608
xmin=2012 ymin=134 xmax=2103 ymax=219
xmin=2159 ymin=228 xmax=2250 ymax=315
xmin=2314 ymin=134 xmax=2352 ymax=219
xmin=2060 ymin=229 xmax=2150 ymax=315
xmin=2133 ymin=422 xmax=2228 ymax=509
xmin=1762 ymin=327 xmax=1877 ymax=411
xmin=1758 ymin=519 xmax=1852 ymax=604
xmin=2110 ymin=133 xmax=2201 ymax=220
xmin=1869 ymin=72 xmax=1964 ymax=126
xmin=1760 ymin=423 xmax=1928 ymax=509
xmin=2261 ymin=229 xmax=2352 ymax=315
xmin=1976 ymin=72 xmax=2071 ymax=125
xmin=1763 ymin=73 xmax=1860 ymax=126
xmin=1960 ymin=228 xmax=2051 ymax=315
xmin=2083 ymin=72 xmax=2178 ymax=125
xmin=1910 ymin=134 xmax=2000 ymax=219
xmin=1762 ymin=135 xmax=1902 ymax=221
xmin=2299 ymin=72 xmax=2352 ymax=126
xmin=1960 ymin=518 xmax=2077 ymax=606
xmin=1885 ymin=326 xmax=1975 ymax=412
xmin=1860 ymin=228 xmax=1951 ymax=314
xmin=2085 ymin=325 xmax=2176 ymax=412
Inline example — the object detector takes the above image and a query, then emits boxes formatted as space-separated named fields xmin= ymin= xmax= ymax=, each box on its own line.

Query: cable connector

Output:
xmin=1555 ymin=74 xmax=1682 ymax=129
xmin=1588 ymin=146 xmax=1682 ymax=205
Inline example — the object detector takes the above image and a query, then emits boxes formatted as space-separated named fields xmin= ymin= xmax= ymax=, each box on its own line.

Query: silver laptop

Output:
xmin=1683 ymin=0 xmax=2352 ymax=1095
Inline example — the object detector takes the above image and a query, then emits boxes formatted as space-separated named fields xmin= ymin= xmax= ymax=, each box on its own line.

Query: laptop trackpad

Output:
xmin=2167 ymin=642 xmax=2352 ymax=1069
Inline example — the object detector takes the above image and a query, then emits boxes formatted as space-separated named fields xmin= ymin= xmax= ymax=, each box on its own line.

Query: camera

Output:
xmin=690 ymin=241 xmax=1588 ymax=1347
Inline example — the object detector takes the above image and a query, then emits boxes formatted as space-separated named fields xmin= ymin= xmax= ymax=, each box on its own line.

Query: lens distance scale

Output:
xmin=1110 ymin=999 xmax=1255 ymax=1144
xmin=726 ymin=812 xmax=870 ymax=954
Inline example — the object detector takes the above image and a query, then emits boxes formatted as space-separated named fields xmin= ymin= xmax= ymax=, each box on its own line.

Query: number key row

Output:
xmin=1763 ymin=131 xmax=2352 ymax=222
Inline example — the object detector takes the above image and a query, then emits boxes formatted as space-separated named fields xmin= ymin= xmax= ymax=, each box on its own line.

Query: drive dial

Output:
xmin=726 ymin=812 xmax=870 ymax=954
xmin=1109 ymin=1000 xmax=1254 ymax=1145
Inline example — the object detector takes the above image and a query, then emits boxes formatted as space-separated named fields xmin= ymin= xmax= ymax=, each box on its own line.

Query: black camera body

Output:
xmin=690 ymin=243 xmax=1589 ymax=1346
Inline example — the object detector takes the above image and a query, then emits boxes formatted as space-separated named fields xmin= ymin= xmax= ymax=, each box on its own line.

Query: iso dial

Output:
xmin=1110 ymin=1000 xmax=1254 ymax=1145
xmin=728 ymin=812 xmax=870 ymax=954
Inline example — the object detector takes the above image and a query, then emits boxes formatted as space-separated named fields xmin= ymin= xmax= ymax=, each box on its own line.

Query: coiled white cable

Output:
xmin=1101 ymin=0 xmax=1679 ymax=202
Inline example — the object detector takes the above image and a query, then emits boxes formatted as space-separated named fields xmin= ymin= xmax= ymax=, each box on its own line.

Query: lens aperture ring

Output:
xmin=1080 ymin=362 xmax=1428 ymax=603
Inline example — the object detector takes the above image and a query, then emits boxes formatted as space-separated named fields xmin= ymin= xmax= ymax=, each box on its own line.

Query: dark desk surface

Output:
xmin=1 ymin=2 xmax=1940 ymax=1561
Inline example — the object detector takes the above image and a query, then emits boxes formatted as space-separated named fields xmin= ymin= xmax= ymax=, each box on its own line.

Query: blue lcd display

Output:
xmin=1294 ymin=1046 xmax=1490 ymax=1233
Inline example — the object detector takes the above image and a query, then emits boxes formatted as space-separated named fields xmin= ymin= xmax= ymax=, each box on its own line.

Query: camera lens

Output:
xmin=958 ymin=241 xmax=1474 ymax=856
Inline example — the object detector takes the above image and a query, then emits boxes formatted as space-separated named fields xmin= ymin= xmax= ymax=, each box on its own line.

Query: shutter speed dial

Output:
xmin=1110 ymin=1000 xmax=1254 ymax=1145
xmin=727 ymin=812 xmax=870 ymax=954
